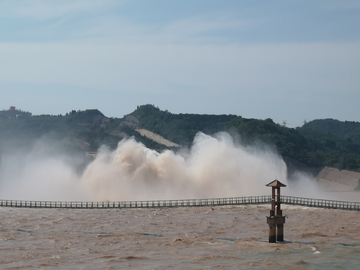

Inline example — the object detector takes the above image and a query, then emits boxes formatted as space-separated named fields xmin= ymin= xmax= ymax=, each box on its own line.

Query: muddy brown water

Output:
xmin=1 ymin=205 xmax=360 ymax=269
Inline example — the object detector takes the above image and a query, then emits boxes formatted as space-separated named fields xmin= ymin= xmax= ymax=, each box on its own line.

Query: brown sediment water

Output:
xmin=1 ymin=205 xmax=360 ymax=269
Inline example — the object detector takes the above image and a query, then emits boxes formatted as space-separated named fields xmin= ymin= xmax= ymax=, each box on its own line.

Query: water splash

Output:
xmin=82 ymin=132 xmax=288 ymax=201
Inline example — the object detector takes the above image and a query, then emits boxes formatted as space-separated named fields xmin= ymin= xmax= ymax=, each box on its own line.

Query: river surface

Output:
xmin=0 ymin=205 xmax=360 ymax=269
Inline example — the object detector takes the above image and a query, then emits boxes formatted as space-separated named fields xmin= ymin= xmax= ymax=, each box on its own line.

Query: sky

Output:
xmin=0 ymin=0 xmax=359 ymax=127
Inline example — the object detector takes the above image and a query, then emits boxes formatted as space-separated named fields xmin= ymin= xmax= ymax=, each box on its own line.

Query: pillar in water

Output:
xmin=277 ymin=224 xmax=284 ymax=242
xmin=269 ymin=222 xmax=276 ymax=243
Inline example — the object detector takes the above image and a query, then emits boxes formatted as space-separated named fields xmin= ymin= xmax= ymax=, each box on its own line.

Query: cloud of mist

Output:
xmin=82 ymin=132 xmax=288 ymax=201
xmin=0 ymin=132 xmax=330 ymax=202
xmin=0 ymin=140 xmax=91 ymax=201
xmin=285 ymin=170 xmax=327 ymax=199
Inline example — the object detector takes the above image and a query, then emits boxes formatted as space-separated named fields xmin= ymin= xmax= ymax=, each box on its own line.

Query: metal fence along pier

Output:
xmin=0 ymin=195 xmax=359 ymax=211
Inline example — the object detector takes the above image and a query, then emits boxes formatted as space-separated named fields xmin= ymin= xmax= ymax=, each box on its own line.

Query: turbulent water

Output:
xmin=1 ymin=205 xmax=360 ymax=269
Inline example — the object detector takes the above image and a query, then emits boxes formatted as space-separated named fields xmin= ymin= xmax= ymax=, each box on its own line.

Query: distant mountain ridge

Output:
xmin=302 ymin=118 xmax=360 ymax=144
xmin=1 ymin=105 xmax=360 ymax=174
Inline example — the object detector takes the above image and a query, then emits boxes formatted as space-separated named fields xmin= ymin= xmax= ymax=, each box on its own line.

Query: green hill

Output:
xmin=296 ymin=119 xmax=360 ymax=171
xmin=128 ymin=105 xmax=360 ymax=172
xmin=1 ymin=105 xmax=360 ymax=173
xmin=301 ymin=118 xmax=360 ymax=144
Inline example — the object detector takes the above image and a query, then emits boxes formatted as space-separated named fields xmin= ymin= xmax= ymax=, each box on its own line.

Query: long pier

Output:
xmin=0 ymin=195 xmax=360 ymax=211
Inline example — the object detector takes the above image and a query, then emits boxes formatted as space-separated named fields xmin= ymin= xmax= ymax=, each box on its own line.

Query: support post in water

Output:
xmin=266 ymin=180 xmax=286 ymax=243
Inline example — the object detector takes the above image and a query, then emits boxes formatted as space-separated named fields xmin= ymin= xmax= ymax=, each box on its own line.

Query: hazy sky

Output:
xmin=0 ymin=0 xmax=359 ymax=127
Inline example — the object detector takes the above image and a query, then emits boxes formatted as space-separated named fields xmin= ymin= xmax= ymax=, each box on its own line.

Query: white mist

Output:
xmin=82 ymin=132 xmax=288 ymax=201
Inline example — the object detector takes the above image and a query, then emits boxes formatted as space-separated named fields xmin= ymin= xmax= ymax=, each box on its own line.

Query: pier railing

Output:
xmin=0 ymin=195 xmax=359 ymax=210
xmin=280 ymin=195 xmax=360 ymax=211
xmin=0 ymin=196 xmax=270 ymax=209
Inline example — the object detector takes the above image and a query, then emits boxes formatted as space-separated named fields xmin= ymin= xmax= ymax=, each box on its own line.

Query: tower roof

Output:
xmin=266 ymin=180 xmax=287 ymax=187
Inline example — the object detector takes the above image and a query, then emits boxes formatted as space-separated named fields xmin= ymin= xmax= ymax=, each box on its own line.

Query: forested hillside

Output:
xmin=130 ymin=105 xmax=360 ymax=172
xmin=296 ymin=119 xmax=360 ymax=171
xmin=1 ymin=105 xmax=360 ymax=172
xmin=300 ymin=119 xmax=360 ymax=144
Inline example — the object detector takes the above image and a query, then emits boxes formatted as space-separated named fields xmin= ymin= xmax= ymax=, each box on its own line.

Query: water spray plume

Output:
xmin=0 ymin=132 xmax=329 ymax=201
xmin=82 ymin=132 xmax=288 ymax=201
xmin=0 ymin=142 xmax=91 ymax=201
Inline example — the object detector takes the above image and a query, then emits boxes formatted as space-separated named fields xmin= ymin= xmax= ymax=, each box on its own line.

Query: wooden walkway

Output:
xmin=0 ymin=196 xmax=270 ymax=209
xmin=280 ymin=196 xmax=360 ymax=211
xmin=0 ymin=195 xmax=359 ymax=211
